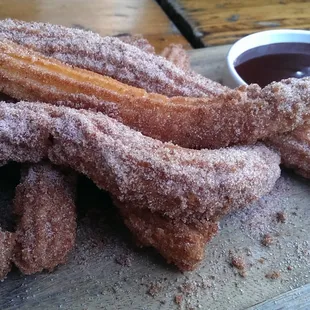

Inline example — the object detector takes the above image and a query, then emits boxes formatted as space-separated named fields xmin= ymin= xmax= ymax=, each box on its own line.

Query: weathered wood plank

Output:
xmin=247 ymin=283 xmax=310 ymax=310
xmin=0 ymin=0 xmax=190 ymax=52
xmin=159 ymin=0 xmax=310 ymax=46
xmin=188 ymin=44 xmax=231 ymax=83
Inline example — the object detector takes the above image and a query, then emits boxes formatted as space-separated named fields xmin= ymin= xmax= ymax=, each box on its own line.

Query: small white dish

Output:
xmin=222 ymin=29 xmax=310 ymax=88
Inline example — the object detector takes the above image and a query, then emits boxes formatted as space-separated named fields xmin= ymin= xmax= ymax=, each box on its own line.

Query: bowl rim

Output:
xmin=226 ymin=29 xmax=310 ymax=86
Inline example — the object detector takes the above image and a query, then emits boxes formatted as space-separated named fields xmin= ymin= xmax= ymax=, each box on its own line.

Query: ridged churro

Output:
xmin=267 ymin=124 xmax=310 ymax=178
xmin=0 ymin=19 xmax=225 ymax=97
xmin=115 ymin=199 xmax=218 ymax=271
xmin=0 ymin=19 xmax=305 ymax=270
xmin=160 ymin=39 xmax=310 ymax=181
xmin=160 ymin=44 xmax=190 ymax=71
xmin=0 ymin=101 xmax=281 ymax=269
xmin=117 ymin=34 xmax=155 ymax=54
xmin=13 ymin=162 xmax=77 ymax=274
xmin=0 ymin=230 xmax=15 ymax=279
xmin=0 ymin=40 xmax=309 ymax=149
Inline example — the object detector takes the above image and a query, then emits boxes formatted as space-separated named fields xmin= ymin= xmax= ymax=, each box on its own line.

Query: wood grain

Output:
xmin=0 ymin=0 xmax=190 ymax=52
xmin=160 ymin=0 xmax=310 ymax=46
xmin=247 ymin=283 xmax=310 ymax=310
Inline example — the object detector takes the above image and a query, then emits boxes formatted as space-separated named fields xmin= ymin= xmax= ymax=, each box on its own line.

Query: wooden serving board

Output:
xmin=0 ymin=46 xmax=310 ymax=310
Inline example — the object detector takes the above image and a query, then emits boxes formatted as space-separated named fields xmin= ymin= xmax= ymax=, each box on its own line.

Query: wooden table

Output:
xmin=0 ymin=0 xmax=190 ymax=52
xmin=0 ymin=1 xmax=310 ymax=309
xmin=159 ymin=0 xmax=310 ymax=47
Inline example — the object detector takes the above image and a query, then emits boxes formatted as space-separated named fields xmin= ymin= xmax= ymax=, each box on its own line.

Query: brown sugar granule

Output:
xmin=265 ymin=271 xmax=281 ymax=279
xmin=276 ymin=211 xmax=286 ymax=223
xmin=261 ymin=234 xmax=273 ymax=247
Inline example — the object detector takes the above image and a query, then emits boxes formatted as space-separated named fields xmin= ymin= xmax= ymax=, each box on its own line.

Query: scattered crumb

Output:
xmin=147 ymin=282 xmax=162 ymax=297
xmin=245 ymin=248 xmax=252 ymax=256
xmin=174 ymin=294 xmax=183 ymax=305
xmin=115 ymin=254 xmax=132 ymax=267
xmin=265 ymin=271 xmax=281 ymax=280
xmin=238 ymin=269 xmax=247 ymax=278
xmin=225 ymin=176 xmax=292 ymax=240
xmin=179 ymin=282 xmax=195 ymax=294
xmin=258 ymin=258 xmax=265 ymax=264
xmin=261 ymin=234 xmax=273 ymax=247
xmin=276 ymin=212 xmax=286 ymax=223
xmin=230 ymin=256 xmax=245 ymax=270
xmin=287 ymin=266 xmax=293 ymax=271
xmin=230 ymin=254 xmax=246 ymax=277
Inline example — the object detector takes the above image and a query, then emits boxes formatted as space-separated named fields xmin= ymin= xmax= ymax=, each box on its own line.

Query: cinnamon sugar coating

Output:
xmin=0 ymin=102 xmax=280 ymax=223
xmin=0 ymin=19 xmax=225 ymax=97
xmin=0 ymin=19 xmax=302 ymax=272
xmin=0 ymin=102 xmax=281 ymax=269
xmin=12 ymin=162 xmax=77 ymax=274
xmin=267 ymin=124 xmax=310 ymax=178
xmin=117 ymin=34 xmax=155 ymax=54
xmin=115 ymin=199 xmax=218 ymax=271
xmin=0 ymin=40 xmax=309 ymax=149
xmin=160 ymin=44 xmax=190 ymax=71
xmin=0 ymin=230 xmax=15 ymax=279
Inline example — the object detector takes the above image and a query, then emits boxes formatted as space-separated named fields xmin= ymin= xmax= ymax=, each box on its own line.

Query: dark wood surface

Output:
xmin=159 ymin=0 xmax=310 ymax=47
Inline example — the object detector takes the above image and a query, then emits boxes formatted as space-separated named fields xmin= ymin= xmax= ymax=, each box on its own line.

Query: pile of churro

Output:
xmin=0 ymin=19 xmax=309 ymax=278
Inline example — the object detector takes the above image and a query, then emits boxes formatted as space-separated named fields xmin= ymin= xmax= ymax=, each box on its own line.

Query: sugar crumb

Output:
xmin=261 ymin=234 xmax=273 ymax=247
xmin=276 ymin=211 xmax=286 ymax=223
xmin=265 ymin=271 xmax=281 ymax=280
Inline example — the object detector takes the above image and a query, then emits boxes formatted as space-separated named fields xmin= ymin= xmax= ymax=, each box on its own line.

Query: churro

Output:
xmin=117 ymin=34 xmax=155 ymax=54
xmin=0 ymin=101 xmax=281 ymax=269
xmin=0 ymin=40 xmax=309 ymax=149
xmin=0 ymin=230 xmax=15 ymax=279
xmin=0 ymin=19 xmax=225 ymax=97
xmin=267 ymin=124 xmax=310 ymax=178
xmin=160 ymin=44 xmax=190 ymax=71
xmin=115 ymin=199 xmax=218 ymax=270
xmin=13 ymin=162 xmax=77 ymax=274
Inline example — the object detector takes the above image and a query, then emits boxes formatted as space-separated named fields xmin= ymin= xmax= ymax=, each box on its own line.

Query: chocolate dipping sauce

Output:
xmin=234 ymin=43 xmax=310 ymax=87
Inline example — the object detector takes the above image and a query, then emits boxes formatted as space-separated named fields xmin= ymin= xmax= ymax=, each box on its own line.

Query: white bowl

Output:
xmin=222 ymin=29 xmax=310 ymax=88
